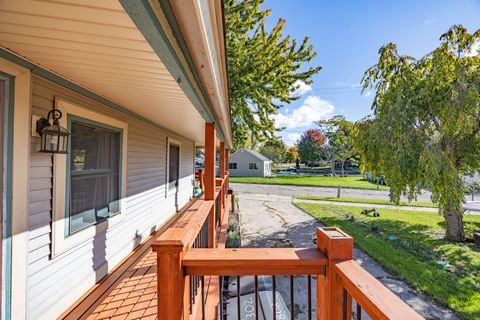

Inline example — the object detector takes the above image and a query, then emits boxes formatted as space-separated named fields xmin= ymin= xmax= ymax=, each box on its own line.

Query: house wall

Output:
xmin=27 ymin=76 xmax=195 ymax=319
xmin=229 ymin=150 xmax=265 ymax=177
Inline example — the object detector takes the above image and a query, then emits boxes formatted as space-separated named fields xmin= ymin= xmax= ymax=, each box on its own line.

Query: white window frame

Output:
xmin=249 ymin=163 xmax=259 ymax=170
xmin=52 ymin=98 xmax=128 ymax=257
xmin=229 ymin=163 xmax=237 ymax=170
xmin=166 ymin=137 xmax=181 ymax=195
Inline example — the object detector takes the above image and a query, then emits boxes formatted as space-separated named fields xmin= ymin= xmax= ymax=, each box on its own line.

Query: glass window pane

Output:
xmin=169 ymin=144 xmax=180 ymax=188
xmin=69 ymin=121 xmax=120 ymax=234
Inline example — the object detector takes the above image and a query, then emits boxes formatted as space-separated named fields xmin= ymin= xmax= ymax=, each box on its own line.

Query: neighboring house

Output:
xmin=229 ymin=148 xmax=273 ymax=177
xmin=0 ymin=1 xmax=231 ymax=319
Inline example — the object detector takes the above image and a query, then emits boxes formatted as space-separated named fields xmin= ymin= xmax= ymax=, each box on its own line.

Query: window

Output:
xmin=229 ymin=163 xmax=237 ymax=169
xmin=169 ymin=143 xmax=180 ymax=189
xmin=69 ymin=120 xmax=121 ymax=234
xmin=249 ymin=163 xmax=259 ymax=170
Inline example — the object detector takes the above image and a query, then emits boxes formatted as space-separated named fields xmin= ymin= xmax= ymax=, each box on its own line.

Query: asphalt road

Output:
xmin=231 ymin=182 xmax=480 ymax=213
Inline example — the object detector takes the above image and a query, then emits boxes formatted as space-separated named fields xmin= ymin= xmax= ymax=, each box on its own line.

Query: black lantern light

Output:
xmin=36 ymin=108 xmax=70 ymax=154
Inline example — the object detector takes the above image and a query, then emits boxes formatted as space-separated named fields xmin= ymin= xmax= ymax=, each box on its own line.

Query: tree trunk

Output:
xmin=331 ymin=160 xmax=336 ymax=177
xmin=442 ymin=207 xmax=465 ymax=242
xmin=341 ymin=161 xmax=345 ymax=177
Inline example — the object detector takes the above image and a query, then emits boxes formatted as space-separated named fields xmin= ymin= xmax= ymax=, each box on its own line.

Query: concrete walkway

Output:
xmin=237 ymin=191 xmax=459 ymax=320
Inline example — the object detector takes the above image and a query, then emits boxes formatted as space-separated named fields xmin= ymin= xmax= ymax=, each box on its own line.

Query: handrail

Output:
xmin=335 ymin=260 xmax=424 ymax=320
xmin=183 ymin=248 xmax=327 ymax=275
xmin=152 ymin=199 xmax=214 ymax=251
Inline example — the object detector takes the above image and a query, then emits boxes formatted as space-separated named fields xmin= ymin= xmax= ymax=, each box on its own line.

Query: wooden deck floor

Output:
xmin=60 ymin=234 xmax=160 ymax=320
xmin=60 ymin=195 xmax=231 ymax=320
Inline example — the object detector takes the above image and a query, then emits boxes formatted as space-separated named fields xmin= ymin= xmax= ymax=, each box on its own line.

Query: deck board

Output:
xmin=60 ymin=195 xmax=231 ymax=320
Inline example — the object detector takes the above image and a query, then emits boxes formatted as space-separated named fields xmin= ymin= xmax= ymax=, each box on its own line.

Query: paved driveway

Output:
xmin=237 ymin=191 xmax=459 ymax=320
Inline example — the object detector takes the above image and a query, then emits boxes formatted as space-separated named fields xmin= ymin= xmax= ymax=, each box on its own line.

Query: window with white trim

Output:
xmin=229 ymin=163 xmax=237 ymax=169
xmin=168 ymin=143 xmax=180 ymax=189
xmin=69 ymin=119 xmax=121 ymax=234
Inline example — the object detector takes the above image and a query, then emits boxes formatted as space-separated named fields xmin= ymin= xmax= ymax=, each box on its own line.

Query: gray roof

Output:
xmin=231 ymin=148 xmax=272 ymax=162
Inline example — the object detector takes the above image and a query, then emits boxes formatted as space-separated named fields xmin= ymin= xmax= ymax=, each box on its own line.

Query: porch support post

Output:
xmin=205 ymin=123 xmax=216 ymax=247
xmin=220 ymin=142 xmax=225 ymax=179
xmin=219 ymin=142 xmax=225 ymax=210
xmin=316 ymin=227 xmax=353 ymax=320
xmin=225 ymin=149 xmax=229 ymax=191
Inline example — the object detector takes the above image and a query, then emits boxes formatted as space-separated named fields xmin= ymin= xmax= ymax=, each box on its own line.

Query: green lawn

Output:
xmin=294 ymin=202 xmax=480 ymax=319
xmin=295 ymin=195 xmax=437 ymax=208
xmin=230 ymin=175 xmax=389 ymax=190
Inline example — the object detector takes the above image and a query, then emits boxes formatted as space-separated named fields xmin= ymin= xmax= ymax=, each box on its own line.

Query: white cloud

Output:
xmin=291 ymin=80 xmax=312 ymax=96
xmin=273 ymin=95 xmax=335 ymax=129
xmin=424 ymin=18 xmax=437 ymax=24
xmin=284 ymin=133 xmax=301 ymax=146
xmin=466 ymin=41 xmax=480 ymax=57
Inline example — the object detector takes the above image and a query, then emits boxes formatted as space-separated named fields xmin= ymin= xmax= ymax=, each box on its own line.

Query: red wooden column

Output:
xmin=316 ymin=227 xmax=353 ymax=320
xmin=219 ymin=141 xmax=225 ymax=209
xmin=225 ymin=149 xmax=230 ymax=191
xmin=204 ymin=123 xmax=216 ymax=247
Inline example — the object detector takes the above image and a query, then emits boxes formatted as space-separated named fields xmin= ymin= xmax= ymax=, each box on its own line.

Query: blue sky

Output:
xmin=263 ymin=0 xmax=480 ymax=145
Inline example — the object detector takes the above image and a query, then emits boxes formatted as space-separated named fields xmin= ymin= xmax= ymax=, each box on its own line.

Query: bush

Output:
xmin=226 ymin=231 xmax=241 ymax=248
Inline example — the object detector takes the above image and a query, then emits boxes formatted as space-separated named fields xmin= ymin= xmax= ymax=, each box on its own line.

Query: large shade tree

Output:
xmin=297 ymin=129 xmax=326 ymax=163
xmin=225 ymin=0 xmax=320 ymax=147
xmin=354 ymin=25 xmax=480 ymax=242
xmin=318 ymin=115 xmax=356 ymax=176
xmin=258 ymin=138 xmax=287 ymax=162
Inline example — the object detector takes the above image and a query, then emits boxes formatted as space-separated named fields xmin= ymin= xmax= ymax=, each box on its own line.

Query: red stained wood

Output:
xmin=335 ymin=260 xmax=424 ymax=320
xmin=183 ymin=248 xmax=327 ymax=276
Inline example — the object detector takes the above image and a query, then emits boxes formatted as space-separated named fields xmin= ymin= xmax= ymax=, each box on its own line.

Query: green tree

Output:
xmin=354 ymin=25 xmax=480 ymax=242
xmin=225 ymin=0 xmax=320 ymax=147
xmin=258 ymin=139 xmax=286 ymax=162
xmin=284 ymin=146 xmax=299 ymax=163
xmin=318 ymin=115 xmax=357 ymax=176
xmin=297 ymin=129 xmax=326 ymax=163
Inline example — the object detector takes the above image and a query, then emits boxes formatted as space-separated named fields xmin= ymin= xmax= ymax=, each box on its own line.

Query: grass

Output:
xmin=294 ymin=202 xmax=480 ymax=319
xmin=295 ymin=196 xmax=437 ymax=208
xmin=229 ymin=175 xmax=389 ymax=190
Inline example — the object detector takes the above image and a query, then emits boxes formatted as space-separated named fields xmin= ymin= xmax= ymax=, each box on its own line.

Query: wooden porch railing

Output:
xmin=153 ymin=173 xmax=423 ymax=319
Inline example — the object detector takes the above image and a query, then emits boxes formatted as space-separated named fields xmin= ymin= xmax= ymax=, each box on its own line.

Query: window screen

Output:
xmin=249 ymin=163 xmax=259 ymax=170
xmin=169 ymin=144 xmax=180 ymax=189
xmin=69 ymin=121 xmax=120 ymax=234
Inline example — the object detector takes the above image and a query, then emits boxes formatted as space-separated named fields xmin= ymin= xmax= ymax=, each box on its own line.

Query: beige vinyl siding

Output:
xmin=27 ymin=76 xmax=195 ymax=319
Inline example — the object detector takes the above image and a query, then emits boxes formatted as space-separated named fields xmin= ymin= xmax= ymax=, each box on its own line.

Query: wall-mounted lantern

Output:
xmin=36 ymin=108 xmax=70 ymax=154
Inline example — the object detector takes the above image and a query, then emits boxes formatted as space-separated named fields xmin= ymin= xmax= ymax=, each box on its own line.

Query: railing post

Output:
xmin=316 ymin=227 xmax=353 ymax=320
xmin=152 ymin=238 xmax=188 ymax=320
xmin=205 ymin=123 xmax=216 ymax=247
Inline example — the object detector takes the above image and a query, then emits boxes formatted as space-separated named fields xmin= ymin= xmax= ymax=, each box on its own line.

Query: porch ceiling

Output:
xmin=0 ymin=0 xmax=211 ymax=144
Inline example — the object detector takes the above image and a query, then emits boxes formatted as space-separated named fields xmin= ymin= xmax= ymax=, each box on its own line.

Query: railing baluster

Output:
xmin=237 ymin=276 xmax=241 ymax=319
xmin=356 ymin=302 xmax=362 ymax=320
xmin=272 ymin=276 xmax=276 ymax=320
xmin=343 ymin=289 xmax=348 ymax=320
xmin=201 ymin=276 xmax=205 ymax=320
xmin=254 ymin=276 xmax=259 ymax=319
xmin=189 ymin=276 xmax=193 ymax=314
xmin=290 ymin=276 xmax=294 ymax=320
xmin=308 ymin=275 xmax=312 ymax=320
xmin=220 ymin=276 xmax=224 ymax=320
